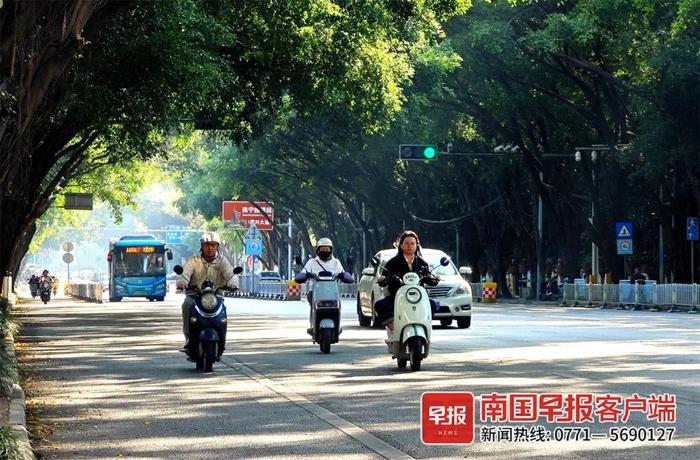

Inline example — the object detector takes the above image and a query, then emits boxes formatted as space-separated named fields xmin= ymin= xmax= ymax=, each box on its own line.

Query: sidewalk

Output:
xmin=1 ymin=292 xmax=34 ymax=459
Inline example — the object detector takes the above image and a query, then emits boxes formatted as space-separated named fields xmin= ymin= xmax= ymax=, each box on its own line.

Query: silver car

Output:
xmin=356 ymin=248 xmax=473 ymax=328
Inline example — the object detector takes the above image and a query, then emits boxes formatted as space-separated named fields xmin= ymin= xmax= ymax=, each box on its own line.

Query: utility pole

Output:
xmin=287 ymin=217 xmax=292 ymax=279
xmin=362 ymin=202 xmax=366 ymax=268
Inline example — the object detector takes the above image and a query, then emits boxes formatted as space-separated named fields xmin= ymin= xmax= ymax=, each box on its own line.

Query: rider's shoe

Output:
xmin=178 ymin=339 xmax=189 ymax=353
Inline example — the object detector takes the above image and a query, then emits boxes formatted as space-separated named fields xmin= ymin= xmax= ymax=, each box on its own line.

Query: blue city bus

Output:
xmin=107 ymin=235 xmax=172 ymax=302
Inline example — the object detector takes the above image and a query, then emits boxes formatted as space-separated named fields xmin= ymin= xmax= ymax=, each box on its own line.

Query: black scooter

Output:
xmin=38 ymin=276 xmax=52 ymax=304
xmin=174 ymin=265 xmax=243 ymax=372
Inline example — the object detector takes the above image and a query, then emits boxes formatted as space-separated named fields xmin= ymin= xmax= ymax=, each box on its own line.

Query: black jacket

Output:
xmin=380 ymin=252 xmax=436 ymax=297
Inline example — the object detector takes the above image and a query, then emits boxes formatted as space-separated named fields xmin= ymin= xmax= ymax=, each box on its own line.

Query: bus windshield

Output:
xmin=113 ymin=247 xmax=166 ymax=278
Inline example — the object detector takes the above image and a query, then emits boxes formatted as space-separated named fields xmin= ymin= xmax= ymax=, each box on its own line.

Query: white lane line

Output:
xmin=222 ymin=356 xmax=414 ymax=460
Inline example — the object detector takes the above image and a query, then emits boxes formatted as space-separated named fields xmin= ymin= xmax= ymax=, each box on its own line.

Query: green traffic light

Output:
xmin=423 ymin=146 xmax=436 ymax=159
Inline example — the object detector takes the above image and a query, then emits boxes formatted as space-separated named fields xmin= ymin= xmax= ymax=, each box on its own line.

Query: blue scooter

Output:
xmin=174 ymin=265 xmax=242 ymax=372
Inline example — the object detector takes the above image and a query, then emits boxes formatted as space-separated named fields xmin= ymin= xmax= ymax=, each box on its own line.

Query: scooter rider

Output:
xmin=177 ymin=231 xmax=239 ymax=351
xmin=374 ymin=230 xmax=438 ymax=329
xmin=295 ymin=238 xmax=345 ymax=331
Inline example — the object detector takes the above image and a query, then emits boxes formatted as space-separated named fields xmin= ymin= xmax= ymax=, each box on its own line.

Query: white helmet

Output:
xmin=316 ymin=238 xmax=333 ymax=250
xmin=316 ymin=238 xmax=333 ymax=261
xmin=200 ymin=231 xmax=222 ymax=245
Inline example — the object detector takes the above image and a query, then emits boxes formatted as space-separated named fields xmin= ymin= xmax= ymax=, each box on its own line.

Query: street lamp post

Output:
xmin=575 ymin=146 xmax=604 ymax=283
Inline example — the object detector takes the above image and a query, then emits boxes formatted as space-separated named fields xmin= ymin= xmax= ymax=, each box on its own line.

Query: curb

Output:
xmin=1 ymin=297 xmax=35 ymax=460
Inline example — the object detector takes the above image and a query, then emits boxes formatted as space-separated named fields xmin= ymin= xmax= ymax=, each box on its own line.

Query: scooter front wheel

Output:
xmin=203 ymin=342 xmax=216 ymax=372
xmin=409 ymin=337 xmax=422 ymax=371
xmin=319 ymin=329 xmax=333 ymax=354
xmin=397 ymin=358 xmax=407 ymax=368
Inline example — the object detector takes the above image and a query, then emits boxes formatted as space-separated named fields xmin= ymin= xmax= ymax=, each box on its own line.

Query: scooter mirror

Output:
xmin=166 ymin=250 xmax=173 ymax=261
xmin=439 ymin=256 xmax=450 ymax=267
xmin=233 ymin=266 xmax=243 ymax=275
xmin=371 ymin=256 xmax=380 ymax=267
xmin=294 ymin=256 xmax=302 ymax=265
xmin=173 ymin=265 xmax=184 ymax=275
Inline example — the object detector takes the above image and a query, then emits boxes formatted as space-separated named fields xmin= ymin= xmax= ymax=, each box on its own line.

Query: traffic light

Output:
xmin=398 ymin=144 xmax=438 ymax=161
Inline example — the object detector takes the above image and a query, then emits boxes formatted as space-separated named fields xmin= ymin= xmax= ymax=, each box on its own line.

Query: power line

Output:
xmin=406 ymin=197 xmax=501 ymax=224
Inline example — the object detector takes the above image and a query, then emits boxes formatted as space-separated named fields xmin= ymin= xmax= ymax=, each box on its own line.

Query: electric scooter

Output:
xmin=174 ymin=265 xmax=243 ymax=372
xmin=381 ymin=257 xmax=449 ymax=371
xmin=296 ymin=270 xmax=354 ymax=354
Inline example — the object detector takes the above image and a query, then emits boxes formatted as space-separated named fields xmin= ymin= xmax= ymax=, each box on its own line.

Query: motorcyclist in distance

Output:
xmin=176 ymin=231 xmax=239 ymax=351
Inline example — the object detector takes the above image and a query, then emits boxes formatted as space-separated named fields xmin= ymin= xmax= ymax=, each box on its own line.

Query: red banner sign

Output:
xmin=222 ymin=201 xmax=274 ymax=230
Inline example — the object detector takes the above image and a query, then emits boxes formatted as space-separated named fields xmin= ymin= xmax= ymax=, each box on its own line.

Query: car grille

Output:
xmin=426 ymin=286 xmax=452 ymax=298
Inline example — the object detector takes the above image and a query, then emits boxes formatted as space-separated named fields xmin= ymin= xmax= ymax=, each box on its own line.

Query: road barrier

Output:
xmin=228 ymin=274 xmax=357 ymax=301
xmin=228 ymin=275 xmax=699 ymax=313
xmin=559 ymin=282 xmax=698 ymax=312
xmin=482 ymin=282 xmax=497 ymax=304
xmin=66 ymin=282 xmax=103 ymax=303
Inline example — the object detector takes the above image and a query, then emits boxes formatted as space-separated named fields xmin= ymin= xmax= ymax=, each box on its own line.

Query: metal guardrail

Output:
xmin=230 ymin=274 xmax=358 ymax=300
xmin=560 ymin=282 xmax=699 ymax=312
xmin=65 ymin=282 xmax=104 ymax=303
xmin=471 ymin=283 xmax=482 ymax=301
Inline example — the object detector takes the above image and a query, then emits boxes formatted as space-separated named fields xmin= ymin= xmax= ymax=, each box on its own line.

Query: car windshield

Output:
xmin=424 ymin=253 xmax=459 ymax=276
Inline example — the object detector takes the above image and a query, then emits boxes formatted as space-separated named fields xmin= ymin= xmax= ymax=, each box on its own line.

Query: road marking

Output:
xmin=222 ymin=356 xmax=414 ymax=460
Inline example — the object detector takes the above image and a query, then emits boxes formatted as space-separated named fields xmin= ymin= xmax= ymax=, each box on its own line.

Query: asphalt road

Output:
xmin=17 ymin=289 xmax=700 ymax=459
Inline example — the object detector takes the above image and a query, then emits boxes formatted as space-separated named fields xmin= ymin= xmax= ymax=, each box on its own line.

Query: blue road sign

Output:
xmin=165 ymin=229 xmax=184 ymax=245
xmin=688 ymin=217 xmax=699 ymax=241
xmin=616 ymin=222 xmax=633 ymax=239
xmin=617 ymin=239 xmax=633 ymax=255
xmin=245 ymin=238 xmax=263 ymax=256
xmin=245 ymin=223 xmax=260 ymax=239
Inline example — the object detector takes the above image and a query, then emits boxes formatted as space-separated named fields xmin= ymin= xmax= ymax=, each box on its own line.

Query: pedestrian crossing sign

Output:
xmin=616 ymin=222 xmax=633 ymax=239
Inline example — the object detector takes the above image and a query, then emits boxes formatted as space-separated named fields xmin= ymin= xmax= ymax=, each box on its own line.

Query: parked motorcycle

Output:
xmin=296 ymin=270 xmax=354 ymax=354
xmin=379 ymin=257 xmax=448 ymax=371
xmin=38 ymin=276 xmax=52 ymax=304
xmin=174 ymin=265 xmax=243 ymax=372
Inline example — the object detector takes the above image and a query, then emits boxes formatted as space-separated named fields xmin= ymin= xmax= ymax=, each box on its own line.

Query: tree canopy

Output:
xmin=0 ymin=0 xmax=468 ymax=277
xmin=172 ymin=0 xmax=699 ymax=284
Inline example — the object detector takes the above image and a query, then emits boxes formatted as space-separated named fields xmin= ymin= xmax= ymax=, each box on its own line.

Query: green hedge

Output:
xmin=0 ymin=426 xmax=21 ymax=460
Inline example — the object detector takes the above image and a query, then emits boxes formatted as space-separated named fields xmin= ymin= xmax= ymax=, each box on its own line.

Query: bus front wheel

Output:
xmin=110 ymin=296 xmax=122 ymax=302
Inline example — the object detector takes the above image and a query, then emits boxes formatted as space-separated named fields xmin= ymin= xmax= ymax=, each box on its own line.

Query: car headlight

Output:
xmin=200 ymin=293 xmax=218 ymax=311
xmin=454 ymin=282 xmax=471 ymax=295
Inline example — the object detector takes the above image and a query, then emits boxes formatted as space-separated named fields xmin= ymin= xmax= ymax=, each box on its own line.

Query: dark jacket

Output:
xmin=380 ymin=252 xmax=436 ymax=297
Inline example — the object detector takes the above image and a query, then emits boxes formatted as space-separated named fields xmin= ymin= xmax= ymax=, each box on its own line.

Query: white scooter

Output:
xmin=382 ymin=258 xmax=448 ymax=371
xmin=295 ymin=269 xmax=354 ymax=354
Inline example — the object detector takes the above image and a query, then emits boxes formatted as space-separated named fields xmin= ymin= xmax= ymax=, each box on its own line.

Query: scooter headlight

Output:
xmin=406 ymin=287 xmax=422 ymax=304
xmin=200 ymin=293 xmax=218 ymax=311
